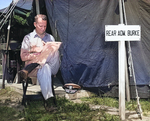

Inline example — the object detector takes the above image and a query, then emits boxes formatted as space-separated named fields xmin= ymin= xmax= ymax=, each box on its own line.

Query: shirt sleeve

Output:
xmin=50 ymin=35 xmax=55 ymax=42
xmin=21 ymin=35 xmax=30 ymax=50
xmin=20 ymin=35 xmax=35 ymax=62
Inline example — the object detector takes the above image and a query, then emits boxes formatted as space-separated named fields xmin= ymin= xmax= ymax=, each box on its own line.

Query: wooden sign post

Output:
xmin=105 ymin=24 xmax=141 ymax=120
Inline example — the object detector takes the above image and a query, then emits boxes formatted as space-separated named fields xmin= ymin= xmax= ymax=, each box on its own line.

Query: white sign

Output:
xmin=105 ymin=24 xmax=141 ymax=41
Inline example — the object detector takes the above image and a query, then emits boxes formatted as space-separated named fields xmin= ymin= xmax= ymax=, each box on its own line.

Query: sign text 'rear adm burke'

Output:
xmin=105 ymin=25 xmax=141 ymax=41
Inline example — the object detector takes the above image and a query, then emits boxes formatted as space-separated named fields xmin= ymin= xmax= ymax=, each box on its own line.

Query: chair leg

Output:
xmin=22 ymin=78 xmax=28 ymax=106
xmin=56 ymin=70 xmax=64 ymax=85
xmin=21 ymin=73 xmax=56 ymax=108
xmin=51 ymin=76 xmax=57 ymax=106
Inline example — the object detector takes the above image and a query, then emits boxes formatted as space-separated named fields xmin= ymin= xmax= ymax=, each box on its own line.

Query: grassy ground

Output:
xmin=0 ymin=100 xmax=121 ymax=121
xmin=0 ymin=87 xmax=150 ymax=121
xmin=22 ymin=97 xmax=121 ymax=121
xmin=81 ymin=96 xmax=150 ymax=117
xmin=0 ymin=87 xmax=121 ymax=121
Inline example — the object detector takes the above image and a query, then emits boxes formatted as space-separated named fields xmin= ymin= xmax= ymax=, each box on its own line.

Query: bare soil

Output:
xmin=0 ymin=88 xmax=24 ymax=112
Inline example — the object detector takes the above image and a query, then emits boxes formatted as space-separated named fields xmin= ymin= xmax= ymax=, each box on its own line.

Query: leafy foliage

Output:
xmin=13 ymin=12 xmax=31 ymax=26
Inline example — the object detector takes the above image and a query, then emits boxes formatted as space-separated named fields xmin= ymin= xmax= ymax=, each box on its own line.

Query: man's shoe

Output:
xmin=45 ymin=105 xmax=57 ymax=112
xmin=19 ymin=63 xmax=39 ymax=79
xmin=44 ymin=98 xmax=57 ymax=112
xmin=19 ymin=69 xmax=28 ymax=79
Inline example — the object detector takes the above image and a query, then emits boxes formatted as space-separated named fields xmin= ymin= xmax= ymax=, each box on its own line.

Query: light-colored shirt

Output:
xmin=20 ymin=30 xmax=61 ymax=78
xmin=20 ymin=30 xmax=56 ymax=77
xmin=21 ymin=30 xmax=55 ymax=50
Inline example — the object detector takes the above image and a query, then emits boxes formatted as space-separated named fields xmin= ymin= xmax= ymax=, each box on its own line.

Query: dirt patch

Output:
xmin=0 ymin=87 xmax=24 ymax=111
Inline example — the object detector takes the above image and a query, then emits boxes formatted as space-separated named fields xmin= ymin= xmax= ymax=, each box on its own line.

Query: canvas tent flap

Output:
xmin=0 ymin=0 xmax=33 ymax=14
xmin=125 ymin=0 xmax=150 ymax=85
xmin=45 ymin=0 xmax=119 ymax=87
xmin=15 ymin=0 xmax=33 ymax=11
xmin=45 ymin=0 xmax=150 ymax=87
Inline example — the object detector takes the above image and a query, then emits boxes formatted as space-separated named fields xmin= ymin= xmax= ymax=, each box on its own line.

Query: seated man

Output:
xmin=20 ymin=14 xmax=61 ymax=111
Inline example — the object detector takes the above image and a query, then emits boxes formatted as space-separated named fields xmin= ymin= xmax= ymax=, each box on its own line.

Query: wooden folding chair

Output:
xmin=20 ymin=63 xmax=57 ymax=107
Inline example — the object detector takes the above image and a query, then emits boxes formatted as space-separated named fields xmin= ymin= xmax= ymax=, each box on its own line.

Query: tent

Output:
xmin=0 ymin=0 xmax=150 ymax=98
xmin=45 ymin=0 xmax=150 ymax=98
xmin=0 ymin=0 xmax=35 ymax=84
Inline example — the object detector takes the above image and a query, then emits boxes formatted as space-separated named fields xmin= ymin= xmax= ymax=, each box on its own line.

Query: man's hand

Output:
xmin=30 ymin=45 xmax=43 ymax=53
xmin=30 ymin=52 xmax=41 ymax=56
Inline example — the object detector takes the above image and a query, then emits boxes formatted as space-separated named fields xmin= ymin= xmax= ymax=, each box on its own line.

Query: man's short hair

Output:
xmin=35 ymin=14 xmax=47 ymax=22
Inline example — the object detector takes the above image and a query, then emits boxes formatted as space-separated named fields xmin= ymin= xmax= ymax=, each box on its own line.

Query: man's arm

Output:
xmin=20 ymin=48 xmax=40 ymax=62
xmin=20 ymin=36 xmax=41 ymax=62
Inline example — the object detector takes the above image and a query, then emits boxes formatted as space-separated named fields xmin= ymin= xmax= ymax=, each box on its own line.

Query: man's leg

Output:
xmin=19 ymin=63 xmax=39 ymax=79
xmin=37 ymin=63 xmax=53 ymax=100
xmin=46 ymin=51 xmax=60 ymax=75
xmin=37 ymin=63 xmax=57 ymax=112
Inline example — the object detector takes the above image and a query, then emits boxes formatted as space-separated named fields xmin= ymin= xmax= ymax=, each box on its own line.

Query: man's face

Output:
xmin=34 ymin=18 xmax=47 ymax=35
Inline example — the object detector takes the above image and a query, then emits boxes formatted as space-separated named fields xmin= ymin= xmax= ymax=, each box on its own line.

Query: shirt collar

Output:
xmin=32 ymin=29 xmax=37 ymax=38
xmin=32 ymin=29 xmax=48 ymax=39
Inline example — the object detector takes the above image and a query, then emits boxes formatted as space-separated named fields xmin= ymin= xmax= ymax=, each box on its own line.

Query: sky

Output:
xmin=0 ymin=0 xmax=12 ymax=9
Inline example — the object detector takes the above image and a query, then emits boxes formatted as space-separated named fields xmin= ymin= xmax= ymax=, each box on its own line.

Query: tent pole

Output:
xmin=34 ymin=0 xmax=40 ymax=86
xmin=35 ymin=0 xmax=40 ymax=14
xmin=118 ymin=0 xmax=126 ymax=120
xmin=121 ymin=0 xmax=130 ymax=102
xmin=2 ymin=14 xmax=12 ymax=89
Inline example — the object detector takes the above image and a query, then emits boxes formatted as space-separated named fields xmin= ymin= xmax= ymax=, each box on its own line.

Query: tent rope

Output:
xmin=0 ymin=0 xmax=19 ymax=30
xmin=0 ymin=2 xmax=15 ymax=25
xmin=122 ymin=0 xmax=143 ymax=119
xmin=0 ymin=6 xmax=10 ymax=18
